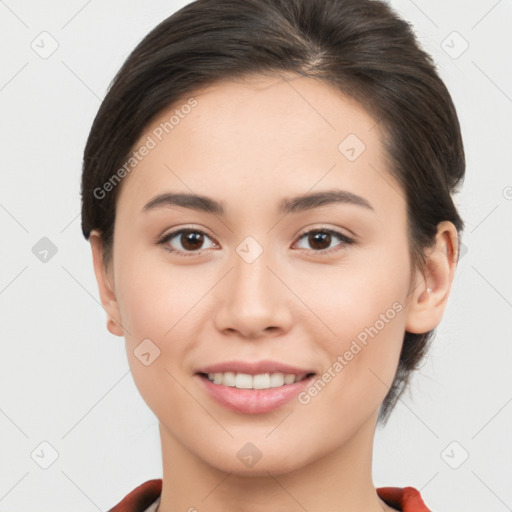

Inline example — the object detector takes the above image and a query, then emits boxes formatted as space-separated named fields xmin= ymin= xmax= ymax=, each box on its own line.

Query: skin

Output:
xmin=90 ymin=73 xmax=458 ymax=512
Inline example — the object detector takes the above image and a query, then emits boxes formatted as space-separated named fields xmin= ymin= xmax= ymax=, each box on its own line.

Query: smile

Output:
xmin=201 ymin=371 xmax=312 ymax=389
xmin=194 ymin=361 xmax=316 ymax=414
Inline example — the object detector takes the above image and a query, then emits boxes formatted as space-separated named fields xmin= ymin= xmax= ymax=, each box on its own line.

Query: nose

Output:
xmin=213 ymin=244 xmax=294 ymax=339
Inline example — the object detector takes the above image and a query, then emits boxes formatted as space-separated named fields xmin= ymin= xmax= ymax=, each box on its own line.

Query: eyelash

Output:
xmin=156 ymin=227 xmax=355 ymax=257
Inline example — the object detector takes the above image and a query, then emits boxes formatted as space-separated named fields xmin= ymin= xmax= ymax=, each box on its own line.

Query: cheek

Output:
xmin=296 ymin=294 xmax=406 ymax=439
xmin=112 ymin=250 xmax=218 ymax=402
xmin=298 ymin=247 xmax=409 ymax=411
xmin=113 ymin=255 xmax=205 ymax=416
xmin=114 ymin=248 xmax=210 ymax=344
xmin=341 ymin=302 xmax=406 ymax=389
xmin=299 ymin=246 xmax=409 ymax=343
xmin=318 ymin=286 xmax=405 ymax=397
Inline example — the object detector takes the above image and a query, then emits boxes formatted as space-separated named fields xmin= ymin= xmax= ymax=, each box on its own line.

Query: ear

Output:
xmin=89 ymin=230 xmax=124 ymax=337
xmin=405 ymin=221 xmax=459 ymax=334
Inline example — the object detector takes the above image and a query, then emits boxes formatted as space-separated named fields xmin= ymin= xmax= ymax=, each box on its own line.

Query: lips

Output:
xmin=194 ymin=360 xmax=317 ymax=413
xmin=195 ymin=360 xmax=316 ymax=376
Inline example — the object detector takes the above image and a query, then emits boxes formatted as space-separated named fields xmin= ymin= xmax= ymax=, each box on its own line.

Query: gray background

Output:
xmin=1 ymin=0 xmax=511 ymax=511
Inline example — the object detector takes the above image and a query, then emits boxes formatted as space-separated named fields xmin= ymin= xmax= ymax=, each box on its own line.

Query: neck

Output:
xmin=157 ymin=412 xmax=394 ymax=512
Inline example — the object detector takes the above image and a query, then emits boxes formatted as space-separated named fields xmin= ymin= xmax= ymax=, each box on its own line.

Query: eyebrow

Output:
xmin=142 ymin=189 xmax=374 ymax=216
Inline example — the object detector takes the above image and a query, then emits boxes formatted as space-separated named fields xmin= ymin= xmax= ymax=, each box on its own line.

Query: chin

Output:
xmin=196 ymin=437 xmax=315 ymax=477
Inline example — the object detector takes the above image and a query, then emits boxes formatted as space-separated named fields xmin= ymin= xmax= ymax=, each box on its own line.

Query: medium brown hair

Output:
xmin=81 ymin=0 xmax=465 ymax=422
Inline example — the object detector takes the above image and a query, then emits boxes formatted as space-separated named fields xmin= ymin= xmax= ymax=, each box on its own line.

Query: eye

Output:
xmin=157 ymin=227 xmax=354 ymax=257
xmin=294 ymin=228 xmax=354 ymax=253
xmin=157 ymin=228 xmax=218 ymax=256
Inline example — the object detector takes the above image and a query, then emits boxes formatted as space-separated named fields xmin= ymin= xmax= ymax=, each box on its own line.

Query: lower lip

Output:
xmin=196 ymin=374 xmax=315 ymax=414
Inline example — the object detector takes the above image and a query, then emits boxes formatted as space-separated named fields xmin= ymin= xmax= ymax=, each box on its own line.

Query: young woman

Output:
xmin=81 ymin=0 xmax=465 ymax=510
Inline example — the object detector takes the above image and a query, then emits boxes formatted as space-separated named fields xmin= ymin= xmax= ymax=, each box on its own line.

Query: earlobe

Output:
xmin=405 ymin=221 xmax=459 ymax=334
xmin=89 ymin=230 xmax=124 ymax=337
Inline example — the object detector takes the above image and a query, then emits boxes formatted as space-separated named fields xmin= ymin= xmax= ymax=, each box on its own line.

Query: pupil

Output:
xmin=310 ymin=232 xmax=330 ymax=250
xmin=182 ymin=232 xmax=203 ymax=250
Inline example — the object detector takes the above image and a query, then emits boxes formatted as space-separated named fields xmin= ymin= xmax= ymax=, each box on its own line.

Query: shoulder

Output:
xmin=108 ymin=479 xmax=162 ymax=512
xmin=377 ymin=486 xmax=432 ymax=511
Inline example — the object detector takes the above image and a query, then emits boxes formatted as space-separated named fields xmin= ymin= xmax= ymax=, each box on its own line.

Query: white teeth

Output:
xmin=204 ymin=372 xmax=306 ymax=389
xmin=223 ymin=372 xmax=236 ymax=387
xmin=235 ymin=373 xmax=253 ymax=389
xmin=253 ymin=373 xmax=270 ymax=389
xmin=284 ymin=374 xmax=296 ymax=385
xmin=269 ymin=373 xmax=284 ymax=387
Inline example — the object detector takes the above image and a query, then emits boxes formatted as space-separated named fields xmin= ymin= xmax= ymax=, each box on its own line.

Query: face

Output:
xmin=93 ymin=74 xmax=430 ymax=476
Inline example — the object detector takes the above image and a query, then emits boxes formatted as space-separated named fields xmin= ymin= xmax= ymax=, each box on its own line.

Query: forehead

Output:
xmin=118 ymin=73 xmax=402 ymax=216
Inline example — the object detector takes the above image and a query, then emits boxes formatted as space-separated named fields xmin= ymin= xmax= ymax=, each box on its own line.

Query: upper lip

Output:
xmin=196 ymin=360 xmax=316 ymax=376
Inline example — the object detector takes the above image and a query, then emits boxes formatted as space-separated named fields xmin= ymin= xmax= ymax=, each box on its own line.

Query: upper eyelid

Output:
xmin=295 ymin=226 xmax=353 ymax=240
xmin=158 ymin=226 xmax=217 ymax=244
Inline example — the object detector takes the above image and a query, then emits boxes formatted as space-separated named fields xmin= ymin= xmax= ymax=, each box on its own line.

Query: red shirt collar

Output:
xmin=108 ymin=479 xmax=431 ymax=512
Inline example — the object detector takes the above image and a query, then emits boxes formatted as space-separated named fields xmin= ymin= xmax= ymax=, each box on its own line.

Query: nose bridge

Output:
xmin=231 ymin=236 xmax=278 ymax=307
xmin=214 ymin=236 xmax=291 ymax=336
